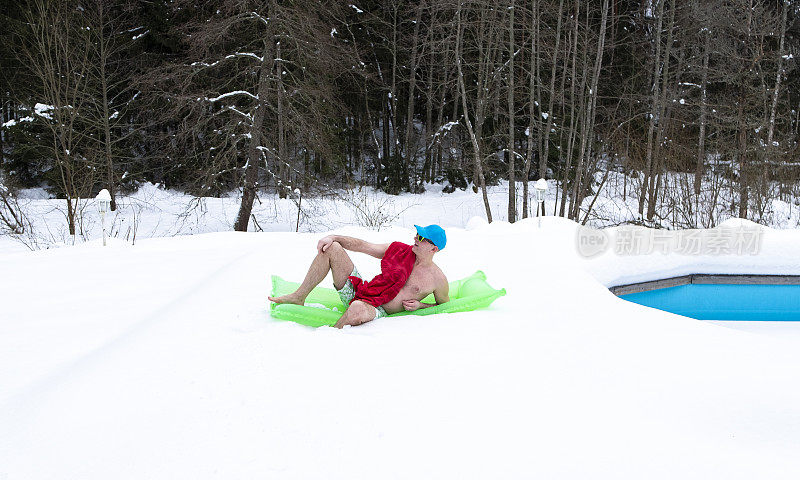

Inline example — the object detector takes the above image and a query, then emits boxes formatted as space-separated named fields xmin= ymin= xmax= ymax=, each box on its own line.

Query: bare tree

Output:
xmin=522 ymin=0 xmax=564 ymax=219
xmin=694 ymin=8 xmax=710 ymax=202
xmin=639 ymin=0 xmax=666 ymax=219
xmin=17 ymin=0 xmax=96 ymax=237
xmin=570 ymin=0 xmax=610 ymax=220
xmin=402 ymin=0 xmax=425 ymax=192
xmin=82 ymin=0 xmax=139 ymax=212
xmin=156 ymin=0 xmax=349 ymax=231
xmin=0 ymin=182 xmax=27 ymax=236
xmin=645 ymin=0 xmax=677 ymax=221
xmin=506 ymin=0 xmax=516 ymax=222
xmin=454 ymin=0 xmax=494 ymax=222
xmin=558 ymin=0 xmax=580 ymax=218
xmin=766 ymin=0 xmax=788 ymax=149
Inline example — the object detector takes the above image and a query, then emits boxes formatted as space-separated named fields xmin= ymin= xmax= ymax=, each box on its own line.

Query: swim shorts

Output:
xmin=336 ymin=266 xmax=388 ymax=320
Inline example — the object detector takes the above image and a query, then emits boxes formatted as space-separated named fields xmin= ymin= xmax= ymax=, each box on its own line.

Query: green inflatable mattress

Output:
xmin=270 ymin=270 xmax=506 ymax=327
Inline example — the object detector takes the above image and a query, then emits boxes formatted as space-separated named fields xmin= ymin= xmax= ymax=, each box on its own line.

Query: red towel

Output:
xmin=349 ymin=242 xmax=416 ymax=308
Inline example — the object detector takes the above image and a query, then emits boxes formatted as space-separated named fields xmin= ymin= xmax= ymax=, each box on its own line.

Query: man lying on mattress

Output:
xmin=268 ymin=224 xmax=449 ymax=328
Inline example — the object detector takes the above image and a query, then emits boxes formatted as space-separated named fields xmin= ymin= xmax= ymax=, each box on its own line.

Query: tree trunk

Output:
xmin=572 ymin=0 xmax=608 ymax=220
xmin=737 ymin=95 xmax=748 ymax=219
xmin=766 ymin=0 xmax=787 ymax=148
xmin=639 ymin=0 xmax=665 ymax=218
xmin=566 ymin=4 xmax=589 ymax=219
xmin=455 ymin=0 xmax=492 ymax=222
xmin=0 ymin=92 xmax=5 ymax=170
xmin=737 ymin=0 xmax=754 ymax=220
xmin=403 ymin=0 xmax=424 ymax=191
xmin=522 ymin=0 xmax=539 ymax=219
xmin=568 ymin=4 xmax=592 ymax=219
xmin=381 ymin=98 xmax=389 ymax=188
xmin=433 ymin=60 xmax=448 ymax=180
xmin=277 ymin=41 xmax=288 ymax=198
xmin=559 ymin=0 xmax=579 ymax=217
xmin=694 ymin=23 xmax=709 ymax=199
xmin=389 ymin=1 xmax=403 ymax=191
xmin=96 ymin=1 xmax=116 ymax=211
xmin=507 ymin=0 xmax=516 ymax=223
xmin=646 ymin=0 xmax=676 ymax=221
xmin=540 ymin=0 xmax=565 ymax=183
xmin=234 ymin=36 xmax=274 ymax=232
xmin=423 ymin=16 xmax=435 ymax=183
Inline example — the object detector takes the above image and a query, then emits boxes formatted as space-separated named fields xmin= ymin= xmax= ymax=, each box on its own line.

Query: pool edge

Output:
xmin=610 ymin=274 xmax=800 ymax=296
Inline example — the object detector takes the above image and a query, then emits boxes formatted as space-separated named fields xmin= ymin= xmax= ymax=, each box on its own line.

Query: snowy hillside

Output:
xmin=2 ymin=215 xmax=800 ymax=479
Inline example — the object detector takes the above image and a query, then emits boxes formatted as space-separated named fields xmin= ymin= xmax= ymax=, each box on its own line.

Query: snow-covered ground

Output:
xmin=2 ymin=184 xmax=800 ymax=479
xmin=1 ymin=182 xmax=512 ymax=253
xmin=3 ymin=173 xmax=800 ymax=253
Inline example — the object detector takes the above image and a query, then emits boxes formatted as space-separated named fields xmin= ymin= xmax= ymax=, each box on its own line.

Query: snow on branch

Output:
xmin=227 ymin=106 xmax=253 ymax=122
xmin=430 ymin=120 xmax=460 ymax=143
xmin=227 ymin=52 xmax=263 ymax=62
xmin=191 ymin=52 xmax=263 ymax=70
xmin=201 ymin=91 xmax=259 ymax=103
xmin=248 ymin=11 xmax=270 ymax=27
xmin=500 ymin=148 xmax=526 ymax=160
xmin=191 ymin=60 xmax=221 ymax=68
xmin=256 ymin=145 xmax=277 ymax=156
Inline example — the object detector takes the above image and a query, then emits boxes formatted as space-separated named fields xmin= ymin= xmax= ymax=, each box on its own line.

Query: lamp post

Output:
xmin=534 ymin=178 xmax=548 ymax=228
xmin=96 ymin=189 xmax=111 ymax=246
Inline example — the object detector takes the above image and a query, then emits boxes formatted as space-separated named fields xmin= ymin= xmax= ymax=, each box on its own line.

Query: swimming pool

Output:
xmin=620 ymin=283 xmax=800 ymax=321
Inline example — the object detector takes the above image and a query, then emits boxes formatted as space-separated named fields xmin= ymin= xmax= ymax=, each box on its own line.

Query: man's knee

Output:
xmin=337 ymin=301 xmax=375 ymax=328
xmin=324 ymin=241 xmax=344 ymax=256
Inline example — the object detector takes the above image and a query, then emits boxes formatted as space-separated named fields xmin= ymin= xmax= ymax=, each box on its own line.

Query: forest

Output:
xmin=1 ymin=0 xmax=798 ymax=233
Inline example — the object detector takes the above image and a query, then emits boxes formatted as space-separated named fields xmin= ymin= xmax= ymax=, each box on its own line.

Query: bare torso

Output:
xmin=380 ymin=262 xmax=446 ymax=314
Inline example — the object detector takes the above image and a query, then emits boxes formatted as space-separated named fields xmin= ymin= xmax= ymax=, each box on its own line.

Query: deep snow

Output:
xmin=3 ymin=174 xmax=800 ymax=254
xmin=2 ymin=211 xmax=800 ymax=479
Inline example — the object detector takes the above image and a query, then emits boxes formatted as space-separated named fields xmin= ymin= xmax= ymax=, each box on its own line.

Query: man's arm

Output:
xmin=433 ymin=280 xmax=450 ymax=305
xmin=401 ymin=280 xmax=450 ymax=311
xmin=319 ymin=235 xmax=389 ymax=259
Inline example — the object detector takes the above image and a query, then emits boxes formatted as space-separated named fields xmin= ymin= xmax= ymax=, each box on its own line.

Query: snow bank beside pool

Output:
xmin=577 ymin=218 xmax=800 ymax=287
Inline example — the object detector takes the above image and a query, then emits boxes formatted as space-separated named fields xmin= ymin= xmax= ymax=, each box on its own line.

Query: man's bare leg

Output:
xmin=269 ymin=241 xmax=355 ymax=305
xmin=334 ymin=300 xmax=377 ymax=328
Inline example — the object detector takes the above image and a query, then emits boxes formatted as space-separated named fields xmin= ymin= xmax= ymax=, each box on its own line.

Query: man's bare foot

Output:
xmin=268 ymin=293 xmax=306 ymax=305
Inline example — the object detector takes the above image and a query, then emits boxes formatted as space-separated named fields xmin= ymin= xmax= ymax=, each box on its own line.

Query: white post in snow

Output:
xmin=534 ymin=178 xmax=548 ymax=228
xmin=96 ymin=189 xmax=111 ymax=246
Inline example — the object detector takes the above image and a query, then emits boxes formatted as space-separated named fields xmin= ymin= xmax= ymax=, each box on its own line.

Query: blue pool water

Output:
xmin=620 ymin=284 xmax=800 ymax=321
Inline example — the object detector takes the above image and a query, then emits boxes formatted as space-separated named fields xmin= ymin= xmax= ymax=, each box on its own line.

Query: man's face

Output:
xmin=413 ymin=234 xmax=437 ymax=254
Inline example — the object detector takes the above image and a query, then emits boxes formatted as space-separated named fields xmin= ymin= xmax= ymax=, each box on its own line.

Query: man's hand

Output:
xmin=318 ymin=235 xmax=336 ymax=253
xmin=402 ymin=299 xmax=422 ymax=311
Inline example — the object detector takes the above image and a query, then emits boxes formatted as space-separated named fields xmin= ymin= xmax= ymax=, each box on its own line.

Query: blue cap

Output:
xmin=414 ymin=224 xmax=447 ymax=250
